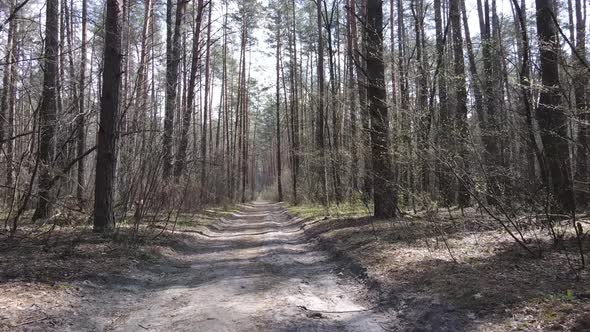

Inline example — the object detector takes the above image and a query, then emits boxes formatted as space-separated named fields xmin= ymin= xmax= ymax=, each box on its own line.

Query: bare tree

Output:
xmin=366 ymin=0 xmax=397 ymax=217
xmin=275 ymin=10 xmax=283 ymax=202
xmin=32 ymin=0 xmax=59 ymax=221
xmin=94 ymin=0 xmax=124 ymax=232
xmin=315 ymin=0 xmax=328 ymax=207
xmin=175 ymin=0 xmax=205 ymax=178
xmin=535 ymin=0 xmax=574 ymax=213
xmin=450 ymin=0 xmax=470 ymax=207
xmin=574 ymin=0 xmax=589 ymax=205
xmin=76 ymin=0 xmax=88 ymax=206
xmin=163 ymin=0 xmax=188 ymax=179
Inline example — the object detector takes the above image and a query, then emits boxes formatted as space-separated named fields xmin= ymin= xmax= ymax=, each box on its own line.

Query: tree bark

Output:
xmin=450 ymin=0 xmax=470 ymax=207
xmin=366 ymin=0 xmax=397 ymax=218
xmin=175 ymin=0 xmax=204 ymax=178
xmin=316 ymin=0 xmax=328 ymax=207
xmin=201 ymin=1 xmax=213 ymax=199
xmin=398 ymin=0 xmax=411 ymax=206
xmin=411 ymin=0 xmax=429 ymax=194
xmin=355 ymin=0 xmax=373 ymax=203
xmin=275 ymin=12 xmax=283 ymax=202
xmin=76 ymin=0 xmax=88 ymax=206
xmin=477 ymin=0 xmax=503 ymax=204
xmin=535 ymin=0 xmax=574 ymax=212
xmin=434 ymin=0 xmax=451 ymax=204
xmin=32 ymin=0 xmax=59 ymax=221
xmin=290 ymin=0 xmax=300 ymax=204
xmin=0 ymin=0 xmax=16 ymax=181
xmin=346 ymin=0 xmax=358 ymax=192
xmin=574 ymin=0 xmax=589 ymax=205
xmin=323 ymin=0 xmax=342 ymax=203
xmin=163 ymin=0 xmax=187 ymax=179
xmin=94 ymin=0 xmax=124 ymax=232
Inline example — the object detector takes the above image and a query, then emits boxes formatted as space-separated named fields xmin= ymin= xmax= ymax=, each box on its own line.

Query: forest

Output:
xmin=0 ymin=0 xmax=589 ymax=330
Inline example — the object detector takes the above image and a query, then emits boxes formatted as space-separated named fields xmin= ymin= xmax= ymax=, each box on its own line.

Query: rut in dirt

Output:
xmin=102 ymin=201 xmax=392 ymax=332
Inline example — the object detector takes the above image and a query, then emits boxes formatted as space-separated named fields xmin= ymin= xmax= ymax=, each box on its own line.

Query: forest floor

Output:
xmin=0 ymin=202 xmax=589 ymax=331
xmin=1 ymin=202 xmax=391 ymax=331
xmin=289 ymin=203 xmax=590 ymax=331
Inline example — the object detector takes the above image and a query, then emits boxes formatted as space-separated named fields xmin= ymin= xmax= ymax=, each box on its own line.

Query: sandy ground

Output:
xmin=296 ymin=207 xmax=590 ymax=332
xmin=60 ymin=202 xmax=393 ymax=331
xmin=4 ymin=202 xmax=588 ymax=331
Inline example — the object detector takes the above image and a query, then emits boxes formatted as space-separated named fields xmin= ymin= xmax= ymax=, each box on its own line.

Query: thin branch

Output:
xmin=548 ymin=10 xmax=590 ymax=72
xmin=0 ymin=0 xmax=32 ymax=34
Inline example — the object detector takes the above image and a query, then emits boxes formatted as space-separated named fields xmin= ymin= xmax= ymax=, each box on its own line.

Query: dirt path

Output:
xmin=80 ymin=202 xmax=391 ymax=331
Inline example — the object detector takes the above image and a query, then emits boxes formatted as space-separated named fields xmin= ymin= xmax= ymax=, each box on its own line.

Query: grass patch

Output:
xmin=206 ymin=205 xmax=241 ymax=216
xmin=285 ymin=201 xmax=371 ymax=219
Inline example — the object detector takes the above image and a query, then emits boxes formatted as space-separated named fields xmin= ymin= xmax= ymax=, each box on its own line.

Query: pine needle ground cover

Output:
xmin=289 ymin=205 xmax=590 ymax=331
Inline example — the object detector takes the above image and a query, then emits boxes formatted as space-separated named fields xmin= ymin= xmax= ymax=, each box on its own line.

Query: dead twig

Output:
xmin=13 ymin=315 xmax=50 ymax=327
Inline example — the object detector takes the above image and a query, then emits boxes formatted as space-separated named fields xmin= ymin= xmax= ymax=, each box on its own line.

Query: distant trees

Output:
xmin=1 ymin=0 xmax=589 ymax=233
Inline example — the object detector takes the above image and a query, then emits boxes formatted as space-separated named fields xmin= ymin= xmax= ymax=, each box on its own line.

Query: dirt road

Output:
xmin=81 ymin=202 xmax=391 ymax=331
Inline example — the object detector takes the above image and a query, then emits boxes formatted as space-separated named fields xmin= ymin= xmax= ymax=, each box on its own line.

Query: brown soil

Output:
xmin=0 ymin=203 xmax=393 ymax=331
xmin=1 ymin=203 xmax=588 ymax=331
xmin=296 ymin=206 xmax=590 ymax=331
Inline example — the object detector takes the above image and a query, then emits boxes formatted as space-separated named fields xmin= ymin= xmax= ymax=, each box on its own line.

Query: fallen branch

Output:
xmin=13 ymin=315 xmax=50 ymax=327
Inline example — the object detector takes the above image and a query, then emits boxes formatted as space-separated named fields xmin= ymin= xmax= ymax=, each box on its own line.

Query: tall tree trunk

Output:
xmin=233 ymin=37 xmax=245 ymax=201
xmin=175 ymin=0 xmax=204 ymax=177
xmin=346 ymin=0 xmax=358 ymax=192
xmin=353 ymin=0 xmax=372 ymax=203
xmin=477 ymin=0 xmax=503 ymax=203
xmin=0 ymin=0 xmax=16 ymax=180
xmin=32 ymin=0 xmax=59 ymax=221
xmin=491 ymin=0 xmax=509 ymax=192
xmin=434 ymin=0 xmax=451 ymax=204
xmin=94 ymin=0 xmax=124 ymax=232
xmin=134 ymin=0 xmax=153 ymax=133
xmin=275 ymin=13 xmax=283 ymax=202
xmin=451 ymin=0 xmax=470 ymax=207
xmin=461 ymin=0 xmax=484 ymax=123
xmin=398 ymin=0 xmax=411 ymax=206
xmin=125 ymin=0 xmax=153 ymax=208
xmin=535 ymin=0 xmax=574 ymax=212
xmin=163 ymin=0 xmax=187 ymax=179
xmin=1 ymin=2 xmax=17 ymax=196
xmin=290 ymin=0 xmax=300 ymax=204
xmin=240 ymin=49 xmax=250 ymax=203
xmin=389 ymin=0 xmax=396 ymax=109
xmin=200 ymin=1 xmax=212 ymax=200
xmin=166 ymin=0 xmax=173 ymax=76
xmin=223 ymin=4 xmax=231 ymax=200
xmin=574 ymin=0 xmax=589 ymax=205
xmin=366 ymin=0 xmax=397 ymax=218
xmin=323 ymin=0 xmax=342 ymax=203
xmin=76 ymin=0 xmax=88 ymax=206
xmin=6 ymin=29 xmax=17 ymax=195
xmin=412 ymin=0 xmax=429 ymax=194
xmin=511 ymin=0 xmax=542 ymax=191
xmin=316 ymin=0 xmax=328 ymax=207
